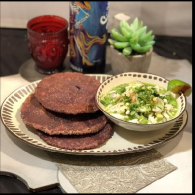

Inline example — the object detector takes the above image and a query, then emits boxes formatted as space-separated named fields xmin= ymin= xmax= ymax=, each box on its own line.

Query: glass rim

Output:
xmin=27 ymin=15 xmax=68 ymax=35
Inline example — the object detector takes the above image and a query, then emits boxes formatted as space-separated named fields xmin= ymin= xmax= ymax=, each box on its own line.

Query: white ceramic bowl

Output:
xmin=96 ymin=72 xmax=187 ymax=131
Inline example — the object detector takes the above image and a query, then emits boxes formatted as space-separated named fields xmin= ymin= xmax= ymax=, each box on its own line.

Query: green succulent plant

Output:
xmin=109 ymin=18 xmax=155 ymax=55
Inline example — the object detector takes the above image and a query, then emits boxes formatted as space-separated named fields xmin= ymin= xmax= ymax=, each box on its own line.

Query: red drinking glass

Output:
xmin=27 ymin=15 xmax=69 ymax=74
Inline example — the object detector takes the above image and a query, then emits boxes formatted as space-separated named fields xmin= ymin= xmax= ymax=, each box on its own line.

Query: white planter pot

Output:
xmin=110 ymin=46 xmax=153 ymax=75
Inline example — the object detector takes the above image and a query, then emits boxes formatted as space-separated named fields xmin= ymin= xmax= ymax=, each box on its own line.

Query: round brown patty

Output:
xmin=37 ymin=124 xmax=113 ymax=150
xmin=34 ymin=72 xmax=100 ymax=114
xmin=21 ymin=94 xmax=107 ymax=135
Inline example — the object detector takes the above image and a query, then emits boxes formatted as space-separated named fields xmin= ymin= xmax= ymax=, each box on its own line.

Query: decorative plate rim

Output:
xmin=0 ymin=74 xmax=188 ymax=156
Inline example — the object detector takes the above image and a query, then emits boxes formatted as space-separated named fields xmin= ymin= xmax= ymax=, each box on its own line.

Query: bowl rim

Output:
xmin=95 ymin=72 xmax=187 ymax=127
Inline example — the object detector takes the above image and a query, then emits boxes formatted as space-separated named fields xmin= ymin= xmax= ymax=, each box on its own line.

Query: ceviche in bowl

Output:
xmin=96 ymin=72 xmax=187 ymax=131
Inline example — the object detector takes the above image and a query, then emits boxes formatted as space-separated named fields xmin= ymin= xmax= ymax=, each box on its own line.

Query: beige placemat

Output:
xmin=50 ymin=149 xmax=177 ymax=193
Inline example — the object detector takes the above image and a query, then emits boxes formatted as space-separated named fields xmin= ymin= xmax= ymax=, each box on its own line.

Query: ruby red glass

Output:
xmin=27 ymin=15 xmax=69 ymax=74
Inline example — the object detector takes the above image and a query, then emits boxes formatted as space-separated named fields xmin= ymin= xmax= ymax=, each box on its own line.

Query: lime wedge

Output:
xmin=167 ymin=79 xmax=192 ymax=97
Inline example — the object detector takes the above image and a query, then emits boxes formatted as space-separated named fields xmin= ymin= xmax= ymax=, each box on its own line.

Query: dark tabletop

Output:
xmin=0 ymin=28 xmax=192 ymax=77
xmin=0 ymin=28 xmax=192 ymax=193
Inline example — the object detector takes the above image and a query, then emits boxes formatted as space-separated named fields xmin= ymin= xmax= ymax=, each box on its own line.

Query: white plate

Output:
xmin=1 ymin=74 xmax=188 ymax=155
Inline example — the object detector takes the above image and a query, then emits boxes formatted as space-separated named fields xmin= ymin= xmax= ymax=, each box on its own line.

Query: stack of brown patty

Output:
xmin=21 ymin=72 xmax=113 ymax=150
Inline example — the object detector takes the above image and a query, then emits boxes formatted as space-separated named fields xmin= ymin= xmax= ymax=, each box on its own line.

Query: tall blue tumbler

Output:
xmin=69 ymin=1 xmax=108 ymax=73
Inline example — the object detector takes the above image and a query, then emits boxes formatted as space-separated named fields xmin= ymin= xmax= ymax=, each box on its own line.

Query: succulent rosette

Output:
xmin=109 ymin=18 xmax=155 ymax=55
